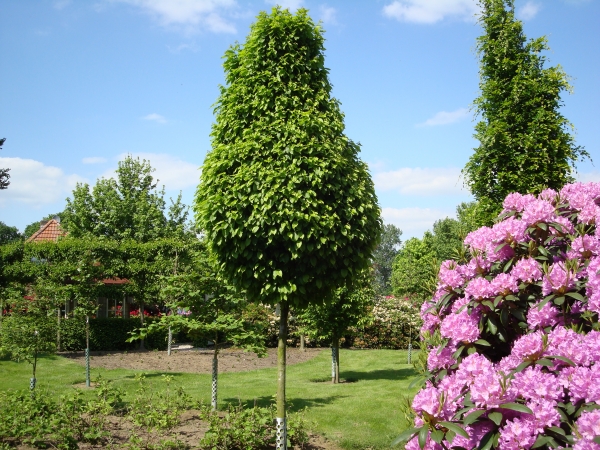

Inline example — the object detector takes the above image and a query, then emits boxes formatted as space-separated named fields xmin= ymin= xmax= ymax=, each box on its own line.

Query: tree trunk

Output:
xmin=276 ymin=302 xmax=289 ymax=450
xmin=300 ymin=334 xmax=305 ymax=352
xmin=211 ymin=331 xmax=219 ymax=411
xmin=139 ymin=301 xmax=145 ymax=350
xmin=167 ymin=326 xmax=173 ymax=356
xmin=331 ymin=336 xmax=340 ymax=384
xmin=85 ymin=315 xmax=91 ymax=387
xmin=57 ymin=308 xmax=61 ymax=352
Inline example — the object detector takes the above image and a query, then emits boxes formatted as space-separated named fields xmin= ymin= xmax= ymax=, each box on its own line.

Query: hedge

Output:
xmin=0 ymin=314 xmax=168 ymax=353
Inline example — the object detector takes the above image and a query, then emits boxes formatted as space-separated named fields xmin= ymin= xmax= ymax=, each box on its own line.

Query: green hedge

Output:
xmin=1 ymin=315 xmax=168 ymax=353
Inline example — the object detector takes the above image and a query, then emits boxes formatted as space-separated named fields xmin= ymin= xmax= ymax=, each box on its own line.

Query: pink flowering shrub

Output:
xmin=397 ymin=183 xmax=600 ymax=450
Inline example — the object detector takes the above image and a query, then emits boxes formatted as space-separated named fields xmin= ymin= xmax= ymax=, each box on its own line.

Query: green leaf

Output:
xmin=532 ymin=435 xmax=555 ymax=448
xmin=439 ymin=421 xmax=469 ymax=439
xmin=463 ymin=409 xmax=486 ymax=425
xmin=488 ymin=412 xmax=502 ymax=426
xmin=475 ymin=339 xmax=491 ymax=347
xmin=565 ymin=292 xmax=585 ymax=301
xmin=430 ymin=429 xmax=444 ymax=444
xmin=418 ymin=426 xmax=429 ymax=449
xmin=499 ymin=403 xmax=533 ymax=415
xmin=391 ymin=427 xmax=420 ymax=446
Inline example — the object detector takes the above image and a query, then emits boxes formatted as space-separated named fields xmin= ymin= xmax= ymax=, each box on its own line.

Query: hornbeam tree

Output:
xmin=463 ymin=0 xmax=589 ymax=224
xmin=195 ymin=7 xmax=381 ymax=448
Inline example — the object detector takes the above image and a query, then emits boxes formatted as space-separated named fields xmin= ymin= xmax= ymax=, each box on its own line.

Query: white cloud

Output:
xmin=577 ymin=172 xmax=600 ymax=183
xmin=374 ymin=167 xmax=468 ymax=196
xmin=319 ymin=5 xmax=337 ymax=24
xmin=108 ymin=0 xmax=238 ymax=34
xmin=417 ymin=108 xmax=469 ymax=127
xmin=106 ymin=153 xmax=200 ymax=190
xmin=382 ymin=207 xmax=454 ymax=238
xmin=82 ymin=157 xmax=108 ymax=164
xmin=0 ymin=157 xmax=85 ymax=207
xmin=517 ymin=1 xmax=541 ymax=20
xmin=383 ymin=0 xmax=480 ymax=24
xmin=142 ymin=113 xmax=167 ymax=124
xmin=265 ymin=0 xmax=303 ymax=12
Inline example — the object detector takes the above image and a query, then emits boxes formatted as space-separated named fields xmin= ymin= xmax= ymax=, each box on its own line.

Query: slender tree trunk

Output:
xmin=276 ymin=302 xmax=289 ymax=450
xmin=31 ymin=330 xmax=39 ymax=391
xmin=139 ymin=300 xmax=145 ymax=350
xmin=335 ymin=340 xmax=340 ymax=384
xmin=300 ymin=334 xmax=305 ymax=352
xmin=57 ymin=308 xmax=61 ymax=352
xmin=167 ymin=326 xmax=173 ymax=356
xmin=212 ymin=331 xmax=219 ymax=411
xmin=85 ymin=315 xmax=91 ymax=387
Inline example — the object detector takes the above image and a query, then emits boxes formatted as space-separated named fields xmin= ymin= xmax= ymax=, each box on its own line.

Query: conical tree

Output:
xmin=463 ymin=0 xmax=589 ymax=224
xmin=195 ymin=7 xmax=381 ymax=448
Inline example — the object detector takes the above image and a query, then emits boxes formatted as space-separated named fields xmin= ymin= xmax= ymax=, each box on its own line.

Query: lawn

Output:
xmin=0 ymin=348 xmax=419 ymax=449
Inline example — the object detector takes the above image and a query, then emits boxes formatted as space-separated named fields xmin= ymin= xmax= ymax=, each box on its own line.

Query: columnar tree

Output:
xmin=463 ymin=0 xmax=589 ymax=224
xmin=195 ymin=8 xmax=381 ymax=448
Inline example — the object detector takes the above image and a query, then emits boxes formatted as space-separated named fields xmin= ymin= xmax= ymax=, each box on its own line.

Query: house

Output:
xmin=26 ymin=218 xmax=133 ymax=318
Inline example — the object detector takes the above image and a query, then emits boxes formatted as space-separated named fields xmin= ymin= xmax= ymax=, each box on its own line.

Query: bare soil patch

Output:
xmin=61 ymin=347 xmax=323 ymax=373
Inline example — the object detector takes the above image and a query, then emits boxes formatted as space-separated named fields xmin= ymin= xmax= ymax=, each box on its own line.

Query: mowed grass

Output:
xmin=0 ymin=349 xmax=419 ymax=449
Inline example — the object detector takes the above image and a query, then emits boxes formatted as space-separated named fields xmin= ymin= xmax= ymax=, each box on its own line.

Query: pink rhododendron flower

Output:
xmin=547 ymin=327 xmax=588 ymax=366
xmin=542 ymin=262 xmax=576 ymax=296
xmin=499 ymin=417 xmax=538 ymax=450
xmin=528 ymin=398 xmax=561 ymax=433
xmin=491 ymin=273 xmax=519 ymax=297
xmin=567 ymin=235 xmax=600 ymax=260
xmin=503 ymin=192 xmax=536 ymax=213
xmin=438 ymin=260 xmax=464 ymax=290
xmin=464 ymin=227 xmax=493 ymax=252
xmin=427 ymin=345 xmax=456 ymax=371
xmin=527 ymin=301 xmax=562 ymax=329
xmin=521 ymin=199 xmax=556 ymax=225
xmin=465 ymin=277 xmax=494 ymax=301
xmin=560 ymin=365 xmax=600 ymax=404
xmin=574 ymin=410 xmax=600 ymax=449
xmin=412 ymin=385 xmax=441 ymax=417
xmin=509 ymin=366 xmax=562 ymax=402
xmin=511 ymin=257 xmax=542 ymax=283
xmin=492 ymin=217 xmax=528 ymax=244
xmin=440 ymin=311 xmax=480 ymax=344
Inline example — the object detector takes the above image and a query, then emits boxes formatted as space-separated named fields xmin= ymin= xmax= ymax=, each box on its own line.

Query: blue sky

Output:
xmin=1 ymin=0 xmax=599 ymax=240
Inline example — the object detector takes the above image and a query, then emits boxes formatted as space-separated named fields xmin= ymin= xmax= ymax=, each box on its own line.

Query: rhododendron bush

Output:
xmin=397 ymin=183 xmax=600 ymax=450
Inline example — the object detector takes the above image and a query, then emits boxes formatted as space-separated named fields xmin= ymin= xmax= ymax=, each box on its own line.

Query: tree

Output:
xmin=0 ymin=138 xmax=9 ymax=190
xmin=62 ymin=155 xmax=189 ymax=242
xmin=372 ymin=224 xmax=402 ymax=296
xmin=296 ymin=271 xmax=374 ymax=383
xmin=463 ymin=0 xmax=589 ymax=224
xmin=391 ymin=237 xmax=437 ymax=301
xmin=195 ymin=8 xmax=381 ymax=447
xmin=0 ymin=222 xmax=21 ymax=244
xmin=131 ymin=248 xmax=266 ymax=410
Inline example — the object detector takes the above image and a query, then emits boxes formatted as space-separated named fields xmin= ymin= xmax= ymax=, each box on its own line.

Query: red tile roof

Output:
xmin=26 ymin=219 xmax=67 ymax=243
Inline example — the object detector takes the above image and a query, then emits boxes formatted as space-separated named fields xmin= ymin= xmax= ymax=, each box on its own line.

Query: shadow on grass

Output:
xmin=222 ymin=394 xmax=348 ymax=411
xmin=339 ymin=367 xmax=418 ymax=382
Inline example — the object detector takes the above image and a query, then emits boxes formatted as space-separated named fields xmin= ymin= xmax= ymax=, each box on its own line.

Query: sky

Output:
xmin=1 ymin=0 xmax=599 ymax=240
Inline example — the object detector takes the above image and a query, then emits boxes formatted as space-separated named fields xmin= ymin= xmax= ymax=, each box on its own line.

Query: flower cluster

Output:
xmin=404 ymin=183 xmax=600 ymax=450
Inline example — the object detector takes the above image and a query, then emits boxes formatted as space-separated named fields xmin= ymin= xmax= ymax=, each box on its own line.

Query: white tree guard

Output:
xmin=211 ymin=357 xmax=218 ymax=411
xmin=276 ymin=417 xmax=287 ymax=450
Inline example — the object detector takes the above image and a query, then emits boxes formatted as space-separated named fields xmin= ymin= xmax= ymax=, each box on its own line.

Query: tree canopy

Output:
xmin=0 ymin=222 xmax=21 ymax=245
xmin=463 ymin=0 xmax=589 ymax=223
xmin=62 ymin=155 xmax=189 ymax=242
xmin=195 ymin=8 xmax=381 ymax=309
